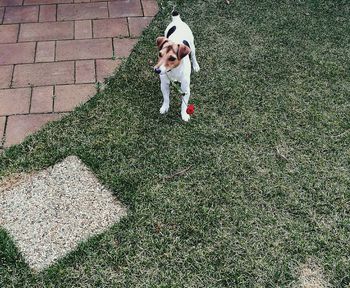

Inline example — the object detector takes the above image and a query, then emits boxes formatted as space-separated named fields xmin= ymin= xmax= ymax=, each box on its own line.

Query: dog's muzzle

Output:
xmin=154 ymin=68 xmax=161 ymax=74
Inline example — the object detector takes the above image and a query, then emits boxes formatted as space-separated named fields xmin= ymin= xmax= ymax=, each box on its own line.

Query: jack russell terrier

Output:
xmin=154 ymin=11 xmax=200 ymax=122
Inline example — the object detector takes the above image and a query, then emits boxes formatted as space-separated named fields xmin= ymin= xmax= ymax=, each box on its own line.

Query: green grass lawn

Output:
xmin=1 ymin=0 xmax=349 ymax=286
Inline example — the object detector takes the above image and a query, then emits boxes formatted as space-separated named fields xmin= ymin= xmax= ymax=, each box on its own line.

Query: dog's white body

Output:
xmin=159 ymin=14 xmax=200 ymax=121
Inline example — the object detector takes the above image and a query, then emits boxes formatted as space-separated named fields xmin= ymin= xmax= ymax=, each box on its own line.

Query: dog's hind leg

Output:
xmin=190 ymin=42 xmax=200 ymax=72
xmin=181 ymin=80 xmax=191 ymax=121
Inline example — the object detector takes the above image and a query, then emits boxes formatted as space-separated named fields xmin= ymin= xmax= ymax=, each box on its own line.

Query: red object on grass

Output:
xmin=186 ymin=104 xmax=195 ymax=115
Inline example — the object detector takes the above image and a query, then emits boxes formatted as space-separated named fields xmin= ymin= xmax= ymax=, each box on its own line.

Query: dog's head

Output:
xmin=154 ymin=37 xmax=191 ymax=75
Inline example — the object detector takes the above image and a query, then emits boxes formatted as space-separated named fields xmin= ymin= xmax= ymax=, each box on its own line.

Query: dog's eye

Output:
xmin=158 ymin=52 xmax=163 ymax=57
xmin=169 ymin=56 xmax=177 ymax=61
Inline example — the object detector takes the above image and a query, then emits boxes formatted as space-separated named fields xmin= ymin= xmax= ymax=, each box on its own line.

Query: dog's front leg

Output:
xmin=181 ymin=80 xmax=191 ymax=122
xmin=160 ymin=75 xmax=170 ymax=114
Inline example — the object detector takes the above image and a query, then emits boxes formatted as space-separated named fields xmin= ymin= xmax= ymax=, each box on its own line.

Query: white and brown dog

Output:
xmin=154 ymin=11 xmax=200 ymax=121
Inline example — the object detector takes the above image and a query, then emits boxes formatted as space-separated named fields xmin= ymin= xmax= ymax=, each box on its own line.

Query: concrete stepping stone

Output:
xmin=0 ymin=156 xmax=127 ymax=271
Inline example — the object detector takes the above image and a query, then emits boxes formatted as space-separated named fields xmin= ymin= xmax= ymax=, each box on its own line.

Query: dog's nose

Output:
xmin=154 ymin=68 xmax=161 ymax=74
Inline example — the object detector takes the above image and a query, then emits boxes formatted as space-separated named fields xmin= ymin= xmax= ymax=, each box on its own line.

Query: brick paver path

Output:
xmin=0 ymin=0 xmax=158 ymax=148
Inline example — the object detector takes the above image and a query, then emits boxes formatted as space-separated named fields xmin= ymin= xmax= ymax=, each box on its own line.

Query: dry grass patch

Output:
xmin=293 ymin=259 xmax=331 ymax=288
xmin=0 ymin=173 xmax=32 ymax=194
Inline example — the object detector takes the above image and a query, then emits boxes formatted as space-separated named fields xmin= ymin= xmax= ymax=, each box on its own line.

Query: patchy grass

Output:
xmin=293 ymin=258 xmax=330 ymax=288
xmin=0 ymin=0 xmax=349 ymax=286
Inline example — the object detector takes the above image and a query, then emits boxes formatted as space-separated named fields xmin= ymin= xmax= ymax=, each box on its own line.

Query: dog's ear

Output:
xmin=156 ymin=37 xmax=168 ymax=50
xmin=177 ymin=44 xmax=191 ymax=60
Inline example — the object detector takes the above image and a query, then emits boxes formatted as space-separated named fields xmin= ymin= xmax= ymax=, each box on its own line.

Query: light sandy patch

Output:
xmin=0 ymin=156 xmax=127 ymax=271
xmin=293 ymin=259 xmax=331 ymax=288
xmin=0 ymin=172 xmax=31 ymax=193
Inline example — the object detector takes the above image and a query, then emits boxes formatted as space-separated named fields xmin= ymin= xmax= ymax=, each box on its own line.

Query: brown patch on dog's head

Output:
xmin=156 ymin=37 xmax=168 ymax=50
xmin=177 ymin=44 xmax=191 ymax=60
xmin=154 ymin=38 xmax=191 ymax=74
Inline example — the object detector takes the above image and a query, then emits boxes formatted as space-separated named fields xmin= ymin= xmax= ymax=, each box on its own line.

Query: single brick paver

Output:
xmin=0 ymin=0 xmax=23 ymax=7
xmin=3 ymin=6 xmax=39 ymax=24
xmin=39 ymin=4 xmax=56 ymax=22
xmin=56 ymin=38 xmax=112 ymax=61
xmin=35 ymin=41 xmax=55 ymax=62
xmin=13 ymin=61 xmax=74 ymax=87
xmin=113 ymin=38 xmax=138 ymax=58
xmin=0 ymin=24 xmax=19 ymax=43
xmin=128 ymin=16 xmax=152 ymax=37
xmin=141 ymin=0 xmax=159 ymax=17
xmin=0 ymin=88 xmax=31 ymax=116
xmin=30 ymin=86 xmax=53 ymax=113
xmin=74 ymin=20 xmax=92 ymax=39
xmin=0 ymin=65 xmax=13 ymax=88
xmin=108 ymin=0 xmax=143 ymax=17
xmin=96 ymin=59 xmax=121 ymax=82
xmin=0 ymin=42 xmax=35 ymax=65
xmin=57 ymin=2 xmax=108 ymax=21
xmin=0 ymin=0 xmax=158 ymax=147
xmin=76 ymin=60 xmax=95 ymax=83
xmin=24 ymin=0 xmax=72 ymax=4
xmin=93 ymin=18 xmax=128 ymax=38
xmin=54 ymin=84 xmax=95 ymax=112
xmin=19 ymin=21 xmax=74 ymax=41
xmin=4 ymin=113 xmax=62 ymax=147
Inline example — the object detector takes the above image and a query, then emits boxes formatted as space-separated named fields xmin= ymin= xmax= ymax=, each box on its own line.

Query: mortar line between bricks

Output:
xmin=39 ymin=4 xmax=58 ymax=8
xmin=16 ymin=23 xmax=21 ymax=42
xmin=34 ymin=41 xmax=38 ymax=62
xmin=107 ymin=1 xmax=110 ymax=18
xmin=73 ymin=19 xmax=75 ymax=39
xmin=0 ymin=23 xmax=21 ymax=27
xmin=0 ymin=81 xmax=100 ymax=91
xmin=0 ymin=57 xmax=123 ymax=68
xmin=140 ymin=0 xmax=145 ymax=17
xmin=0 ymin=8 xmax=4 ymax=24
xmin=2 ymin=6 xmax=6 ymax=24
xmin=52 ymin=85 xmax=55 ymax=112
xmin=18 ymin=2 xmax=110 ymax=9
xmin=8 ymin=1 xmax=123 ymax=8
xmin=111 ymin=36 xmax=115 ymax=59
xmin=1 ymin=116 xmax=8 ymax=147
xmin=28 ymin=86 xmax=33 ymax=113
xmin=0 ymin=111 xmax=67 ymax=117
xmin=126 ymin=17 xmax=130 ymax=37
xmin=107 ymin=1 xmax=110 ymax=19
xmin=55 ymin=3 xmax=57 ymax=22
xmin=91 ymin=18 xmax=94 ymax=38
xmin=73 ymin=60 xmax=76 ymax=83
xmin=37 ymin=36 xmax=132 ymax=43
xmin=0 ymin=35 xmax=137 ymax=47
xmin=37 ymin=4 xmax=40 ymax=22
xmin=9 ymin=65 xmax=15 ymax=88
xmin=54 ymin=40 xmax=57 ymax=61
xmin=3 ymin=15 xmax=151 ymax=26
xmin=94 ymin=59 xmax=97 ymax=82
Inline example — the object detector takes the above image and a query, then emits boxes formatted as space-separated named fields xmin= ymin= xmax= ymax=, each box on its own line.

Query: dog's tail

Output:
xmin=171 ymin=10 xmax=181 ymax=20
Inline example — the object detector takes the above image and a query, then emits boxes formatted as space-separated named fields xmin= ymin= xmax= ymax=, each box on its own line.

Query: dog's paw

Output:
xmin=160 ymin=105 xmax=169 ymax=114
xmin=181 ymin=112 xmax=190 ymax=122
xmin=193 ymin=63 xmax=200 ymax=73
